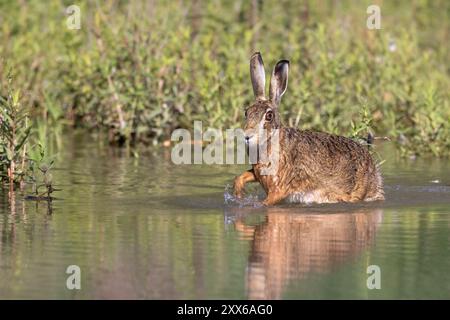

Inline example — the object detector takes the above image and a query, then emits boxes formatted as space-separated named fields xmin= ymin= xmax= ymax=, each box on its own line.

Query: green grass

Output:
xmin=0 ymin=0 xmax=449 ymax=157
xmin=0 ymin=73 xmax=31 ymax=188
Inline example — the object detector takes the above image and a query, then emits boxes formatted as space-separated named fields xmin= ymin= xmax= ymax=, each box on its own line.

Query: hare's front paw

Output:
xmin=234 ymin=191 xmax=244 ymax=199
xmin=233 ymin=182 xmax=244 ymax=198
xmin=233 ymin=170 xmax=256 ymax=199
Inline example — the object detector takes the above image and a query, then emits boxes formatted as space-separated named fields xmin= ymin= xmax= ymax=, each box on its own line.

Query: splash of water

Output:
xmin=223 ymin=184 xmax=263 ymax=208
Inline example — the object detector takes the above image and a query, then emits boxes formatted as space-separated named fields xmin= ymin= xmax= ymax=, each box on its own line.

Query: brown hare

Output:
xmin=233 ymin=52 xmax=384 ymax=206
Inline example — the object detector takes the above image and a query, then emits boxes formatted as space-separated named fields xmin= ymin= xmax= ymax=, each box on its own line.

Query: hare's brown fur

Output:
xmin=234 ymin=53 xmax=384 ymax=205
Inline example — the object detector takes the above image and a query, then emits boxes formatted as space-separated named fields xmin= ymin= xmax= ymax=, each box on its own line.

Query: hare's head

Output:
xmin=244 ymin=52 xmax=289 ymax=145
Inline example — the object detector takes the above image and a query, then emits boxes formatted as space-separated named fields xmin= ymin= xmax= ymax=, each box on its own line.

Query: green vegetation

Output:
xmin=28 ymin=143 xmax=58 ymax=202
xmin=0 ymin=0 xmax=449 ymax=157
xmin=0 ymin=73 xmax=56 ymax=197
xmin=0 ymin=74 xmax=31 ymax=189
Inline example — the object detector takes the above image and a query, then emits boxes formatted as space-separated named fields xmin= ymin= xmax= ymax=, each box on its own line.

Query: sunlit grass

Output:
xmin=0 ymin=0 xmax=448 ymax=156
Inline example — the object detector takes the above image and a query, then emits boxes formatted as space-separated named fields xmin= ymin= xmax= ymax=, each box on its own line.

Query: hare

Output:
xmin=233 ymin=52 xmax=384 ymax=206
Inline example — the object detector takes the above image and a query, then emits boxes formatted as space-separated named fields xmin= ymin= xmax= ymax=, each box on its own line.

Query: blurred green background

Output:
xmin=1 ymin=0 xmax=449 ymax=157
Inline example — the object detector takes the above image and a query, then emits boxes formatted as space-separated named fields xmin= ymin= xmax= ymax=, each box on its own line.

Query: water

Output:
xmin=0 ymin=133 xmax=449 ymax=299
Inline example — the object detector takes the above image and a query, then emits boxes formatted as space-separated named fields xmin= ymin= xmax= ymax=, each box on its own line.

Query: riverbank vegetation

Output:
xmin=0 ymin=0 xmax=449 ymax=168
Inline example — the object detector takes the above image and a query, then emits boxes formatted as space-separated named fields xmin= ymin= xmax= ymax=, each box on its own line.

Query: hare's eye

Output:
xmin=265 ymin=111 xmax=273 ymax=121
xmin=244 ymin=110 xmax=248 ymax=118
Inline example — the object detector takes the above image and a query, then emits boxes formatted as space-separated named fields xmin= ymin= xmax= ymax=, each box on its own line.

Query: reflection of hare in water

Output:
xmin=231 ymin=207 xmax=382 ymax=299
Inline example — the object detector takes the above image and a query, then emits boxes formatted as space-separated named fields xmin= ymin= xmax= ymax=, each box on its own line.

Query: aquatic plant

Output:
xmin=0 ymin=74 xmax=31 ymax=189
xmin=27 ymin=143 xmax=58 ymax=202
xmin=0 ymin=72 xmax=59 ymax=201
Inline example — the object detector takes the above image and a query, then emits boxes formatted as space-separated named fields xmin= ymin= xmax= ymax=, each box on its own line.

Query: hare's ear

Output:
xmin=250 ymin=52 xmax=266 ymax=100
xmin=269 ymin=60 xmax=289 ymax=106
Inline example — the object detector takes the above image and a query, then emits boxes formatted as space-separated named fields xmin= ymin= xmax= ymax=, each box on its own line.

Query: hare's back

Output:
xmin=283 ymin=128 xmax=375 ymax=171
xmin=281 ymin=128 xmax=383 ymax=201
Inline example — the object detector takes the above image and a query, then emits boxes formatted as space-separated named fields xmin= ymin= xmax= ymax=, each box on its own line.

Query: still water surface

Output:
xmin=0 ymin=133 xmax=449 ymax=299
